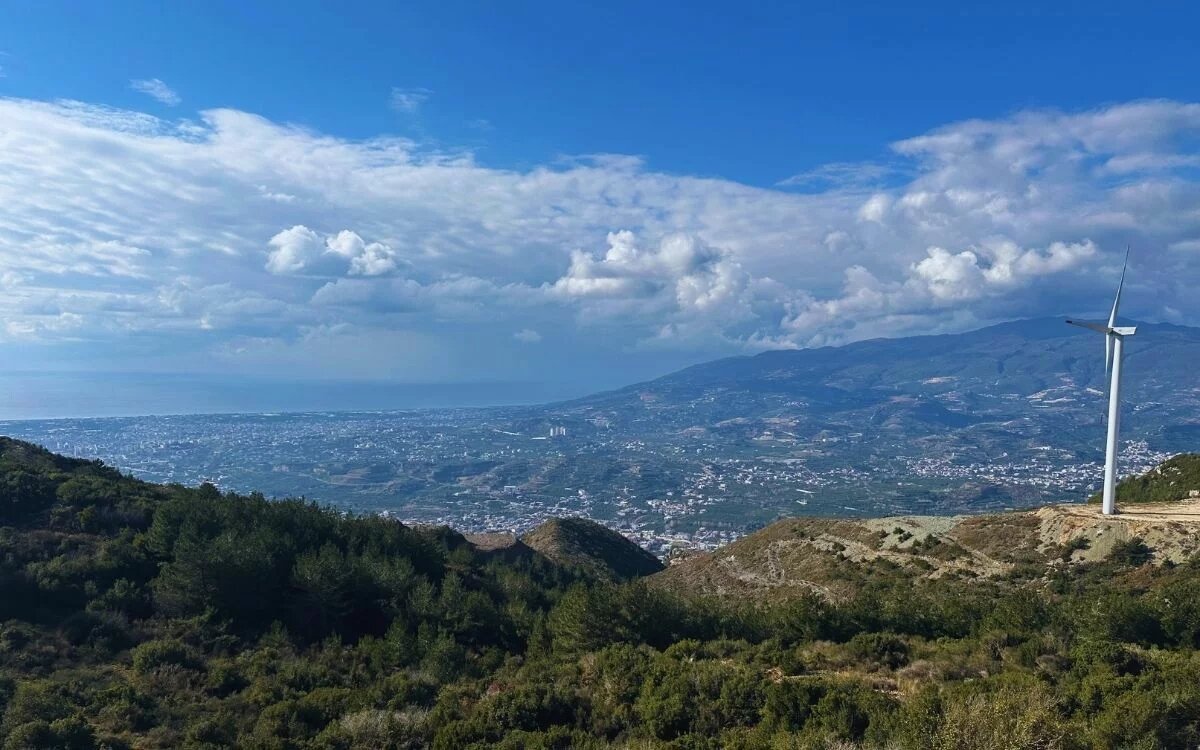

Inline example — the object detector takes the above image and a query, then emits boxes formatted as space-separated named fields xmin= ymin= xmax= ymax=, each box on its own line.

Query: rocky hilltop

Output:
xmin=653 ymin=452 xmax=1200 ymax=602
xmin=654 ymin=499 xmax=1200 ymax=602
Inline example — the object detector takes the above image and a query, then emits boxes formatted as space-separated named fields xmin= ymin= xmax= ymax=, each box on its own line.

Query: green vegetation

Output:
xmin=521 ymin=517 xmax=664 ymax=581
xmin=6 ymin=437 xmax=1200 ymax=748
xmin=1091 ymin=453 xmax=1200 ymax=505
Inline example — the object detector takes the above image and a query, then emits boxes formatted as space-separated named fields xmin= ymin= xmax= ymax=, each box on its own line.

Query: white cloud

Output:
xmin=265 ymin=225 xmax=324 ymax=274
xmin=913 ymin=247 xmax=987 ymax=302
xmin=549 ymin=231 xmax=759 ymax=328
xmin=129 ymin=78 xmax=181 ymax=106
xmin=325 ymin=230 xmax=399 ymax=276
xmin=980 ymin=239 xmax=1097 ymax=286
xmin=857 ymin=193 xmax=891 ymax=223
xmin=390 ymin=87 xmax=431 ymax=113
xmin=779 ymin=161 xmax=895 ymax=190
xmin=266 ymin=226 xmax=398 ymax=277
xmin=514 ymin=328 xmax=542 ymax=343
xmin=782 ymin=239 xmax=1099 ymax=342
xmin=0 ymin=95 xmax=1198 ymax=375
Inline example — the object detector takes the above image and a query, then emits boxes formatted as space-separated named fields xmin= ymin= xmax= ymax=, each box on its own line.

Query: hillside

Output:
xmin=520 ymin=517 xmax=665 ymax=580
xmin=654 ymin=499 xmax=1200 ymax=603
xmin=460 ymin=519 xmax=664 ymax=580
xmin=552 ymin=318 xmax=1200 ymax=450
xmin=1095 ymin=452 xmax=1200 ymax=504
xmin=9 ymin=437 xmax=1200 ymax=747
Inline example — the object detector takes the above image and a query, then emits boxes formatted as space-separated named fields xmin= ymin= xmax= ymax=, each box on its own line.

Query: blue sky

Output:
xmin=7 ymin=1 xmax=1198 ymax=184
xmin=1 ymin=2 xmax=1199 ymax=417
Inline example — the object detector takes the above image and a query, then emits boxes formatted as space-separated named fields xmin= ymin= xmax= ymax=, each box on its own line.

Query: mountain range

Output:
xmin=551 ymin=317 xmax=1200 ymax=451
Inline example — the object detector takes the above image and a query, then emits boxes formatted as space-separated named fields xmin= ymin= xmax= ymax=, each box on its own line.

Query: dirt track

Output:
xmin=1058 ymin=499 xmax=1200 ymax=523
xmin=1034 ymin=499 xmax=1200 ymax=563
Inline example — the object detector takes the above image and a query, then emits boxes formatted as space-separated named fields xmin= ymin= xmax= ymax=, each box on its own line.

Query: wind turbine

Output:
xmin=1067 ymin=248 xmax=1135 ymax=516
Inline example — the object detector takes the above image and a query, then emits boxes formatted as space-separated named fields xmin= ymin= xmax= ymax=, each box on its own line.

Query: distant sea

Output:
xmin=0 ymin=372 xmax=592 ymax=420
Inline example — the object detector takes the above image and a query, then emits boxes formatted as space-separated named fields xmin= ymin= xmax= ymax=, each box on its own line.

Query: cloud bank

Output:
xmin=0 ymin=96 xmax=1198 ymax=382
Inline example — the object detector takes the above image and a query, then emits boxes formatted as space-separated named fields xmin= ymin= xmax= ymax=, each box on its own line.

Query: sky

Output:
xmin=0 ymin=1 xmax=1199 ymax=417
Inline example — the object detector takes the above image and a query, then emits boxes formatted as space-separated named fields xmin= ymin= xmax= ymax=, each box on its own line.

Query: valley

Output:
xmin=2 ymin=318 xmax=1193 ymax=555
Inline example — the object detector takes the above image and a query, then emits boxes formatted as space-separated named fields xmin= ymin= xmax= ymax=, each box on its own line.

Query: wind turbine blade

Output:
xmin=1107 ymin=246 xmax=1130 ymax=329
xmin=1106 ymin=334 xmax=1113 ymax=375
xmin=1065 ymin=319 xmax=1109 ymax=334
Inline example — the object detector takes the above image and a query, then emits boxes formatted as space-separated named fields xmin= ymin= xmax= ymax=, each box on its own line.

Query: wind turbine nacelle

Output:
xmin=1112 ymin=326 xmax=1137 ymax=337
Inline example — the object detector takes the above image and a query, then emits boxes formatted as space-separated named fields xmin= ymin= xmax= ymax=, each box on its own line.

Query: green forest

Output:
xmin=3 ymin=436 xmax=1200 ymax=749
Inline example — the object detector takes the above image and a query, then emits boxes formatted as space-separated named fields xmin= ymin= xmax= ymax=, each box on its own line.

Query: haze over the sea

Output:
xmin=0 ymin=372 xmax=596 ymax=421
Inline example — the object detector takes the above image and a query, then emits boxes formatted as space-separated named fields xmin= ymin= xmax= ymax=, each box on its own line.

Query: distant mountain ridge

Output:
xmin=547 ymin=317 xmax=1200 ymax=453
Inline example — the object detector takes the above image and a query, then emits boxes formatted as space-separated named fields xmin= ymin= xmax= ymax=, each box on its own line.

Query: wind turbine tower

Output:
xmin=1067 ymin=249 xmax=1135 ymax=516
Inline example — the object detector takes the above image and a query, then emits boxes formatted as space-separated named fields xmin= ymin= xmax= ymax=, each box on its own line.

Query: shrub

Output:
xmin=131 ymin=639 xmax=201 ymax=675
xmin=930 ymin=677 xmax=1064 ymax=750
xmin=1109 ymin=537 xmax=1153 ymax=566
xmin=847 ymin=632 xmax=910 ymax=669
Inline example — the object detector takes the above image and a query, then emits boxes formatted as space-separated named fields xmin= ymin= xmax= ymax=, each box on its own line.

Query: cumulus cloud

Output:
xmin=0 ymin=95 xmax=1198 ymax=378
xmin=266 ymin=227 xmax=398 ymax=277
xmin=551 ymin=231 xmax=746 ymax=310
xmin=129 ymin=78 xmax=181 ymax=106
xmin=265 ymin=226 xmax=323 ymax=275
xmin=908 ymin=240 xmax=1097 ymax=303
xmin=544 ymin=230 xmax=769 ymax=347
xmin=782 ymin=239 xmax=1099 ymax=343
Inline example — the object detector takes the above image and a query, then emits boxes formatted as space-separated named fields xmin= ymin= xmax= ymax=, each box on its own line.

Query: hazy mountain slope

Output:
xmin=552 ymin=318 xmax=1200 ymax=448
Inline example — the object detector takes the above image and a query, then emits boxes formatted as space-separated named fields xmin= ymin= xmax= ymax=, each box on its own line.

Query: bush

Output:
xmin=131 ymin=639 xmax=201 ymax=675
xmin=3 ymin=716 xmax=96 ymax=750
xmin=807 ymin=682 xmax=895 ymax=742
xmin=847 ymin=632 xmax=910 ymax=669
xmin=2 ymin=680 xmax=73 ymax=731
xmin=930 ymin=678 xmax=1063 ymax=750
xmin=315 ymin=708 xmax=429 ymax=750
xmin=1109 ymin=537 xmax=1153 ymax=566
xmin=87 ymin=579 xmax=151 ymax=618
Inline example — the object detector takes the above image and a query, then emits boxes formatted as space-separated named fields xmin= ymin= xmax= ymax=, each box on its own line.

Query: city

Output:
xmin=0 ymin=407 xmax=1172 ymax=557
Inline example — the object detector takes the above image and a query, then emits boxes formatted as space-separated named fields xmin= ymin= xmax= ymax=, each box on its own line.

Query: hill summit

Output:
xmin=521 ymin=517 xmax=665 ymax=580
